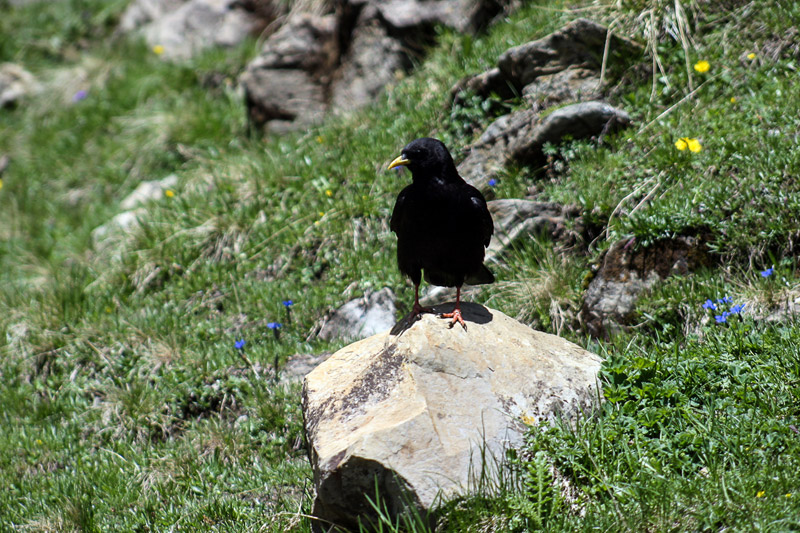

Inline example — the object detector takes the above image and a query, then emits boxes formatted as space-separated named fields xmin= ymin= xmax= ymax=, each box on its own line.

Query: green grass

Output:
xmin=2 ymin=0 xmax=800 ymax=530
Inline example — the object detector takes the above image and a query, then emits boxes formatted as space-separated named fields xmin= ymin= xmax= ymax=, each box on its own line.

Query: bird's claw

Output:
xmin=441 ymin=308 xmax=467 ymax=330
xmin=409 ymin=302 xmax=432 ymax=322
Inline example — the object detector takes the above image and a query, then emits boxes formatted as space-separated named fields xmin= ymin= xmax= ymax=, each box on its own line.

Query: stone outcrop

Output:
xmin=303 ymin=304 xmax=602 ymax=529
xmin=239 ymin=13 xmax=338 ymax=133
xmin=241 ymin=0 xmax=511 ymax=132
xmin=118 ymin=0 xmax=278 ymax=60
xmin=451 ymin=19 xmax=642 ymax=192
xmin=581 ymin=235 xmax=711 ymax=338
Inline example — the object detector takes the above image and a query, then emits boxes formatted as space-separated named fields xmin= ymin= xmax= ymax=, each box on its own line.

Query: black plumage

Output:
xmin=388 ymin=137 xmax=494 ymax=328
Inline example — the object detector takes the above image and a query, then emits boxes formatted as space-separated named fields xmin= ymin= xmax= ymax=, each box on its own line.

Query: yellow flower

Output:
xmin=747 ymin=52 xmax=756 ymax=60
xmin=316 ymin=136 xmax=324 ymax=144
xmin=787 ymin=493 xmax=793 ymax=498
xmin=318 ymin=211 xmax=325 ymax=217
xmin=687 ymin=138 xmax=702 ymax=153
xmin=694 ymin=60 xmax=710 ymax=73
xmin=153 ymin=44 xmax=165 ymax=56
xmin=35 ymin=439 xmax=43 ymax=445
xmin=164 ymin=189 xmax=175 ymax=198
xmin=0 ymin=178 xmax=3 ymax=190
xmin=756 ymin=490 xmax=765 ymax=498
xmin=325 ymin=189 xmax=333 ymax=197
xmin=730 ymin=97 xmax=737 ymax=103
xmin=675 ymin=138 xmax=688 ymax=151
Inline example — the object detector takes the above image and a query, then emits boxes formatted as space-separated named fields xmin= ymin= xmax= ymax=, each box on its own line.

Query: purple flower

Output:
xmin=761 ymin=267 xmax=774 ymax=277
xmin=717 ymin=296 xmax=733 ymax=305
xmin=282 ymin=300 xmax=293 ymax=308
xmin=235 ymin=339 xmax=245 ymax=350
xmin=730 ymin=303 xmax=745 ymax=314
xmin=715 ymin=313 xmax=729 ymax=323
xmin=267 ymin=322 xmax=282 ymax=330
xmin=488 ymin=179 xmax=498 ymax=187
xmin=72 ymin=89 xmax=88 ymax=102
xmin=702 ymin=299 xmax=717 ymax=310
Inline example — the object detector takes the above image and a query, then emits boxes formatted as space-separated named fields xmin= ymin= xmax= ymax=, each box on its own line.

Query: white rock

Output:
xmin=303 ymin=303 xmax=602 ymax=528
xmin=120 ymin=174 xmax=178 ymax=210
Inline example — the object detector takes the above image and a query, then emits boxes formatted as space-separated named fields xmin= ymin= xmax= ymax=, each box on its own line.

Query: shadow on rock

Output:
xmin=390 ymin=301 xmax=493 ymax=335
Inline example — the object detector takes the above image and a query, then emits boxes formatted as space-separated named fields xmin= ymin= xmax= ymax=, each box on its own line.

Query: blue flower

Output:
xmin=730 ymin=303 xmax=745 ymax=314
xmin=717 ymin=296 xmax=733 ymax=305
xmin=488 ymin=179 xmax=498 ymax=187
xmin=715 ymin=313 xmax=729 ymax=323
xmin=282 ymin=300 xmax=293 ymax=307
xmin=235 ymin=339 xmax=245 ymax=350
xmin=72 ymin=89 xmax=88 ymax=102
xmin=702 ymin=299 xmax=717 ymax=310
xmin=267 ymin=322 xmax=282 ymax=330
xmin=761 ymin=267 xmax=774 ymax=277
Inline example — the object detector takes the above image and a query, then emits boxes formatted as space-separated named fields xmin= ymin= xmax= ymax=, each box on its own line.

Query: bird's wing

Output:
xmin=390 ymin=187 xmax=409 ymax=234
xmin=468 ymin=189 xmax=494 ymax=247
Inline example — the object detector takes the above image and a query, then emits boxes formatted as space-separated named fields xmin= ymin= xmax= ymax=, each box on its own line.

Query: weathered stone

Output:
xmin=330 ymin=16 xmax=409 ymax=113
xmin=119 ymin=0 xmax=273 ymax=60
xmin=240 ymin=13 xmax=337 ymax=132
xmin=120 ymin=174 xmax=179 ymax=210
xmin=318 ymin=288 xmax=397 ymax=342
xmin=581 ymin=235 xmax=711 ymax=338
xmin=497 ymin=18 xmax=642 ymax=89
xmin=304 ymin=304 xmax=602 ymax=529
xmin=487 ymin=199 xmax=581 ymax=258
xmin=92 ymin=208 xmax=147 ymax=251
xmin=521 ymin=67 xmax=602 ymax=109
xmin=0 ymin=63 xmax=39 ymax=107
xmin=509 ymin=101 xmax=631 ymax=165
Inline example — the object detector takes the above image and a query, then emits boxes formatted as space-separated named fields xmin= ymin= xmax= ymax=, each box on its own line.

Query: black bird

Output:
xmin=388 ymin=137 xmax=494 ymax=328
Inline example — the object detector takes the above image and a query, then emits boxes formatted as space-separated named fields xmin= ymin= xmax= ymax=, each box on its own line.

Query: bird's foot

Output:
xmin=441 ymin=308 xmax=466 ymax=330
xmin=409 ymin=302 xmax=432 ymax=322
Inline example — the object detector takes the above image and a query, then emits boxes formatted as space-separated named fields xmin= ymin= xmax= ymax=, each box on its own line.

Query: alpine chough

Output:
xmin=388 ymin=137 xmax=494 ymax=328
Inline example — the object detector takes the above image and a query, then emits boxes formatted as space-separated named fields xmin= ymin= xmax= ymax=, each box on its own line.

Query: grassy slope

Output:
xmin=1 ymin=0 xmax=799 ymax=531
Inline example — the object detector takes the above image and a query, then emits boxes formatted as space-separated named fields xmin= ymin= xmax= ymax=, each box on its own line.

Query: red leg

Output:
xmin=409 ymin=283 xmax=432 ymax=321
xmin=440 ymin=286 xmax=466 ymax=329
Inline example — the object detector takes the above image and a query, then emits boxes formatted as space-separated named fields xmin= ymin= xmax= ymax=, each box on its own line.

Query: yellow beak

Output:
xmin=388 ymin=154 xmax=410 ymax=170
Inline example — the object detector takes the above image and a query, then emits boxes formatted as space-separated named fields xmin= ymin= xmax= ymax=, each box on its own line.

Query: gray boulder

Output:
xmin=119 ymin=0 xmax=275 ymax=60
xmin=303 ymin=304 xmax=602 ymax=529
xmin=240 ymin=13 xmax=337 ymax=133
xmin=0 ymin=63 xmax=39 ymax=107
xmin=318 ymin=288 xmax=397 ymax=342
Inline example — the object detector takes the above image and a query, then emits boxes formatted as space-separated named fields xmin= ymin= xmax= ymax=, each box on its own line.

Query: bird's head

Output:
xmin=387 ymin=137 xmax=457 ymax=182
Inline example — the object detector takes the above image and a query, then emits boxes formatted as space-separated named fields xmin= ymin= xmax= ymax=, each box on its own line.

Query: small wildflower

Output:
xmin=702 ymin=299 xmax=717 ymax=310
xmin=687 ymin=138 xmax=702 ymax=153
xmin=35 ymin=439 xmax=43 ymax=445
xmin=760 ymin=267 xmax=774 ymax=277
xmin=283 ymin=300 xmax=293 ymax=308
xmin=694 ymin=60 xmax=710 ymax=73
xmin=105 ymin=306 xmax=112 ymax=314
xmin=747 ymin=52 xmax=756 ymax=60
xmin=153 ymin=44 xmax=165 ymax=56
xmin=675 ymin=138 xmax=688 ymax=151
xmin=235 ymin=339 xmax=246 ymax=350
xmin=717 ymin=296 xmax=733 ymax=305
xmin=730 ymin=96 xmax=737 ymax=103
xmin=787 ymin=493 xmax=793 ymax=498
xmin=268 ymin=322 xmax=282 ymax=341
xmin=72 ymin=89 xmax=88 ymax=102
xmin=730 ymin=303 xmax=745 ymax=314
xmin=325 ymin=189 xmax=333 ymax=197
xmin=488 ymin=178 xmax=498 ymax=187
xmin=715 ymin=314 xmax=728 ymax=324
xmin=756 ymin=490 xmax=765 ymax=498
xmin=164 ymin=189 xmax=175 ymax=198
xmin=316 ymin=136 xmax=324 ymax=144
xmin=0 ymin=178 xmax=3 ymax=190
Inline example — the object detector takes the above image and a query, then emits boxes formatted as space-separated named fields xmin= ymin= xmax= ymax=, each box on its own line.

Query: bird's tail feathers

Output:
xmin=465 ymin=263 xmax=494 ymax=285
